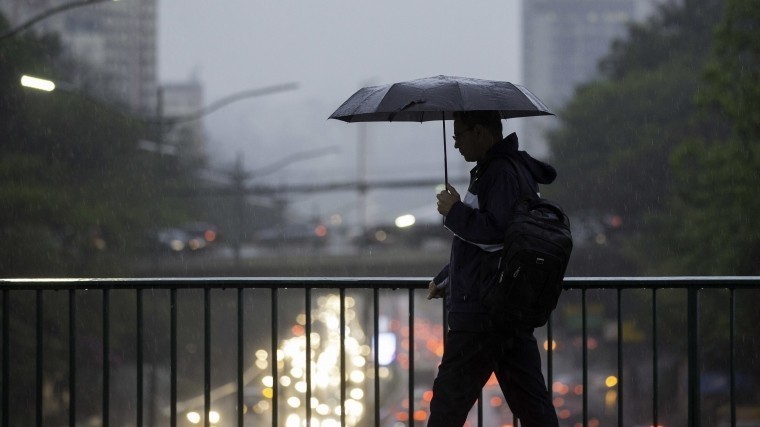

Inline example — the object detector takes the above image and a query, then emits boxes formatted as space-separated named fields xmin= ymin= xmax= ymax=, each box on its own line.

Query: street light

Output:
xmin=19 ymin=74 xmax=299 ymax=125
xmin=20 ymin=75 xmax=56 ymax=91
xmin=20 ymin=74 xmax=298 ymax=156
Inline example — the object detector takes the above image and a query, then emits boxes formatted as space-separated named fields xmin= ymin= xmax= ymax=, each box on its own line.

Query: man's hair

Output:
xmin=453 ymin=111 xmax=503 ymax=140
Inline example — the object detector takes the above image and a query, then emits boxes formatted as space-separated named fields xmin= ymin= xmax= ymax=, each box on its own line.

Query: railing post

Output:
xmin=652 ymin=288 xmax=658 ymax=427
xmin=136 ymin=289 xmax=143 ymax=427
xmin=271 ymin=288 xmax=279 ymax=427
xmin=103 ymin=288 xmax=110 ymax=426
xmin=170 ymin=288 xmax=177 ymax=427
xmin=340 ymin=287 xmax=347 ymax=427
xmin=687 ymin=287 xmax=700 ymax=427
xmin=373 ymin=288 xmax=380 ymax=427
xmin=204 ymin=288 xmax=211 ymax=427
xmin=305 ymin=287 xmax=313 ymax=427
xmin=617 ymin=288 xmax=623 ymax=427
xmin=36 ymin=290 xmax=43 ymax=427
xmin=547 ymin=312 xmax=553 ymax=391
xmin=237 ymin=288 xmax=244 ymax=427
xmin=69 ymin=289 xmax=76 ymax=427
xmin=2 ymin=289 xmax=8 ymax=427
xmin=408 ymin=288 xmax=415 ymax=426
xmin=730 ymin=289 xmax=736 ymax=427
xmin=582 ymin=288 xmax=588 ymax=427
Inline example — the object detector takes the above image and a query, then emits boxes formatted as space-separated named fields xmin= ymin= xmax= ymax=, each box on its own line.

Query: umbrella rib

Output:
xmin=455 ymin=79 xmax=466 ymax=116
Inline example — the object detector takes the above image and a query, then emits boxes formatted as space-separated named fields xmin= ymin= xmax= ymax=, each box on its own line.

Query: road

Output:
xmin=133 ymin=243 xmax=450 ymax=278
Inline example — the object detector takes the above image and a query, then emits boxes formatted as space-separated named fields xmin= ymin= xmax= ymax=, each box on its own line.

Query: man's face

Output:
xmin=453 ymin=118 xmax=486 ymax=162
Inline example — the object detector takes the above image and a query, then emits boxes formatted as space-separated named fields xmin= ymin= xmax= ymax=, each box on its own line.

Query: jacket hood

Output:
xmin=482 ymin=132 xmax=557 ymax=185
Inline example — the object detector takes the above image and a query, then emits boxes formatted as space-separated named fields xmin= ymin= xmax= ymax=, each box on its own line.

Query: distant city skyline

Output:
xmin=1 ymin=0 xmax=663 ymax=226
xmin=1 ymin=0 xmax=157 ymax=113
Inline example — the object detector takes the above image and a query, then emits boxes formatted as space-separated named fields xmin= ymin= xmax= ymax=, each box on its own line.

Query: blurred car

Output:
xmin=252 ymin=223 xmax=328 ymax=248
xmin=154 ymin=222 xmax=220 ymax=253
xmin=355 ymin=221 xmax=450 ymax=250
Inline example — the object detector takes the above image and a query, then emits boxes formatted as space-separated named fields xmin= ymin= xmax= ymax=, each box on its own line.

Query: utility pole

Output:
xmin=356 ymin=78 xmax=377 ymax=246
xmin=231 ymin=152 xmax=248 ymax=266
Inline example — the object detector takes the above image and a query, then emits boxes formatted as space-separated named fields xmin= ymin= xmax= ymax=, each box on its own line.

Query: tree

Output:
xmin=643 ymin=0 xmax=760 ymax=275
xmin=0 ymin=14 xmax=214 ymax=424
xmin=544 ymin=0 xmax=726 ymax=275
xmin=0 ymin=15 xmax=205 ymax=276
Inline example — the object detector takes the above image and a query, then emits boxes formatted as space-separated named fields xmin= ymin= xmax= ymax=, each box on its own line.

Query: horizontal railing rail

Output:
xmin=1 ymin=276 xmax=759 ymax=427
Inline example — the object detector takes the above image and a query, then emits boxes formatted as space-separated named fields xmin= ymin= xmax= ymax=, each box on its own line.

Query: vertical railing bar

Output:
xmin=136 ymin=289 xmax=144 ymax=427
xmin=271 ymin=287 xmax=279 ymax=427
xmin=340 ymin=287 xmax=346 ymax=427
xmin=170 ymin=288 xmax=177 ymax=427
xmin=204 ymin=288 xmax=211 ymax=427
xmin=2 ymin=289 xmax=8 ymax=427
xmin=617 ymin=288 xmax=623 ymax=427
xmin=442 ymin=297 xmax=447 ymax=347
xmin=545 ymin=310 xmax=554 ymax=427
xmin=69 ymin=289 xmax=76 ymax=427
xmin=373 ymin=287 xmax=380 ymax=427
xmin=730 ymin=288 xmax=736 ymax=427
xmin=582 ymin=288 xmax=588 ymax=427
xmin=513 ymin=413 xmax=518 ymax=427
xmin=237 ymin=288 xmax=244 ymax=427
xmin=305 ymin=287 xmax=312 ymax=427
xmin=687 ymin=287 xmax=701 ymax=427
xmin=408 ymin=288 xmax=414 ymax=426
xmin=547 ymin=312 xmax=554 ymax=390
xmin=477 ymin=391 xmax=483 ymax=427
xmin=36 ymin=290 xmax=43 ymax=427
xmin=103 ymin=288 xmax=110 ymax=427
xmin=652 ymin=288 xmax=658 ymax=427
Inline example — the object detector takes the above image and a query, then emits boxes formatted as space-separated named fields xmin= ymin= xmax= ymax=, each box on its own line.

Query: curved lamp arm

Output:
xmin=0 ymin=0 xmax=117 ymax=42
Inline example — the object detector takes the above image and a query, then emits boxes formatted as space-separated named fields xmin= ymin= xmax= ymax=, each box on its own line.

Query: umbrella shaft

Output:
xmin=442 ymin=113 xmax=449 ymax=188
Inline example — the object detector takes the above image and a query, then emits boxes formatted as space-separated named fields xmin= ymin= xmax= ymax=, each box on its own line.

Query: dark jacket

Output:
xmin=434 ymin=132 xmax=557 ymax=330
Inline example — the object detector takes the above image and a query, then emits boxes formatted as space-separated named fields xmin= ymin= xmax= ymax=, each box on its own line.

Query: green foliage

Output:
xmin=701 ymin=0 xmax=760 ymax=141
xmin=547 ymin=57 xmax=702 ymax=219
xmin=665 ymin=139 xmax=760 ymax=274
xmin=599 ymin=0 xmax=721 ymax=79
xmin=0 ymin=17 xmax=205 ymax=277
xmin=641 ymin=0 xmax=760 ymax=275
xmin=545 ymin=0 xmax=760 ymax=276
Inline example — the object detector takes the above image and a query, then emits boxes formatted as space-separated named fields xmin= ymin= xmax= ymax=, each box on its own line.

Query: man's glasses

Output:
xmin=452 ymin=127 xmax=474 ymax=141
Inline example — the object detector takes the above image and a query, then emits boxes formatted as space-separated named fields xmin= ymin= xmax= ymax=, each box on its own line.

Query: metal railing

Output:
xmin=1 ymin=277 xmax=758 ymax=427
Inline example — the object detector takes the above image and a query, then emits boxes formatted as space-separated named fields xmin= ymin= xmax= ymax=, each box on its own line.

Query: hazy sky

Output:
xmin=158 ymin=1 xmax=528 ymax=226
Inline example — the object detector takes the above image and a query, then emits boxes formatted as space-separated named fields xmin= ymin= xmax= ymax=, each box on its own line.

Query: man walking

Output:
xmin=427 ymin=110 xmax=559 ymax=427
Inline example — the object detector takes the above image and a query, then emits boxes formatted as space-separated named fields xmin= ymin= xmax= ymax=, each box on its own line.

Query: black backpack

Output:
xmin=480 ymin=156 xmax=573 ymax=328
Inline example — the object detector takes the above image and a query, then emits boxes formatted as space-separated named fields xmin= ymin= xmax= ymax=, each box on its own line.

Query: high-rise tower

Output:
xmin=1 ymin=0 xmax=157 ymax=114
xmin=521 ymin=0 xmax=661 ymax=158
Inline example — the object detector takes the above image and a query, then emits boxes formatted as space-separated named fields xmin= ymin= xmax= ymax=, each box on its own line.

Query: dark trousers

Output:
xmin=427 ymin=329 xmax=559 ymax=427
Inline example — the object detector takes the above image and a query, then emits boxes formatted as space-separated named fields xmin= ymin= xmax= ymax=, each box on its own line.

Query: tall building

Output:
xmin=521 ymin=0 xmax=661 ymax=158
xmin=161 ymin=80 xmax=206 ymax=156
xmin=1 ymin=0 xmax=157 ymax=114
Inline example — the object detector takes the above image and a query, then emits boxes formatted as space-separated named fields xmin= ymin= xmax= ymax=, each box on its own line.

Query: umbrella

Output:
xmin=329 ymin=75 xmax=554 ymax=187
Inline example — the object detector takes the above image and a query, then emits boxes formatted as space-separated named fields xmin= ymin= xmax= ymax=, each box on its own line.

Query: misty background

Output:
xmin=157 ymin=1 xmax=526 ymax=226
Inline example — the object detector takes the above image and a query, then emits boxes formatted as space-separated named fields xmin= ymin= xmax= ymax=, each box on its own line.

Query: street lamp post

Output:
xmin=20 ymin=73 xmax=299 ymax=153
xmin=208 ymin=146 xmax=340 ymax=266
xmin=0 ymin=0 xmax=119 ymax=42
xmin=20 ymin=74 xmax=298 ymax=122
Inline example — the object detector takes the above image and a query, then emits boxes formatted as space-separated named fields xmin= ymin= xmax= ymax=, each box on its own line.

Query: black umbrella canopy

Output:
xmin=329 ymin=75 xmax=554 ymax=190
xmin=329 ymin=75 xmax=554 ymax=123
